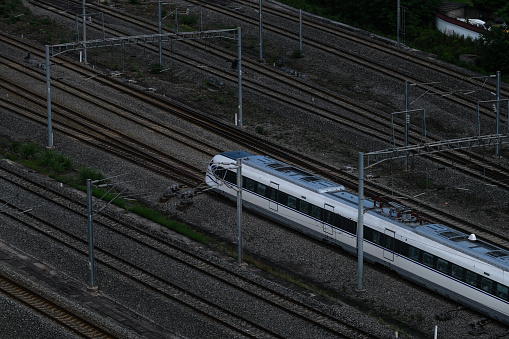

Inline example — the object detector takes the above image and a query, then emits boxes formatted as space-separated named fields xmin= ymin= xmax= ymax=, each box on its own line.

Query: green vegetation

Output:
xmin=0 ymin=140 xmax=210 ymax=244
xmin=149 ymin=63 xmax=163 ymax=74
xmin=279 ymin=0 xmax=509 ymax=81
xmin=213 ymin=94 xmax=225 ymax=104
xmin=255 ymin=126 xmax=265 ymax=135
xmin=76 ymin=167 xmax=104 ymax=185
xmin=291 ymin=48 xmax=304 ymax=59
xmin=7 ymin=141 xmax=72 ymax=174
xmin=179 ymin=15 xmax=197 ymax=26
xmin=0 ymin=139 xmax=338 ymax=305
xmin=0 ymin=0 xmax=21 ymax=19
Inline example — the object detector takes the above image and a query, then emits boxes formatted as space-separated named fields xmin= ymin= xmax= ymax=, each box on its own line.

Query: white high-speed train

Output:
xmin=206 ymin=151 xmax=509 ymax=324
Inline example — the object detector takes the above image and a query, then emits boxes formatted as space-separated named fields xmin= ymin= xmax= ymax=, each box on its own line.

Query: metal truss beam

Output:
xmin=366 ymin=134 xmax=509 ymax=167
xmin=45 ymin=28 xmax=239 ymax=147
xmin=49 ymin=29 xmax=238 ymax=57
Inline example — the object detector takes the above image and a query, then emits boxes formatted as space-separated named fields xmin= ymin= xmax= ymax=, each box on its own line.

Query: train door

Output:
xmin=269 ymin=182 xmax=279 ymax=211
xmin=383 ymin=229 xmax=395 ymax=261
xmin=323 ymin=203 xmax=335 ymax=238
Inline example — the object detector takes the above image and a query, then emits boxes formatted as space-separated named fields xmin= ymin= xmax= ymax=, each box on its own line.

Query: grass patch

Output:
xmin=149 ymin=63 xmax=163 ymax=74
xmin=0 ymin=140 xmax=211 ymax=245
xmin=255 ymin=126 xmax=265 ymax=135
xmin=0 ymin=140 xmax=336 ymax=303
xmin=292 ymin=48 xmax=304 ymax=59
xmin=218 ymin=244 xmax=336 ymax=300
xmin=130 ymin=204 xmax=210 ymax=244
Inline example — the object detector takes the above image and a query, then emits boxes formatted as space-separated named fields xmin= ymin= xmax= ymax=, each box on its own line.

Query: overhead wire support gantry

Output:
xmin=365 ymin=134 xmax=509 ymax=168
xmin=44 ymin=28 xmax=240 ymax=148
xmin=47 ymin=29 xmax=238 ymax=57
xmin=356 ymin=131 xmax=509 ymax=291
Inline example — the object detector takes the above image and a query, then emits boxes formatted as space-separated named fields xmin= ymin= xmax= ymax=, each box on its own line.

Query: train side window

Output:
xmin=215 ymin=167 xmax=226 ymax=179
xmin=288 ymin=195 xmax=297 ymax=209
xmin=372 ymin=230 xmax=381 ymax=245
xmin=311 ymin=205 xmax=322 ymax=219
xmin=343 ymin=219 xmax=357 ymax=234
xmin=383 ymin=236 xmax=392 ymax=251
xmin=364 ymin=227 xmax=373 ymax=242
xmin=257 ymin=183 xmax=267 ymax=196
xmin=244 ymin=177 xmax=255 ymax=191
xmin=466 ymin=270 xmax=479 ymax=287
xmin=277 ymin=192 xmax=287 ymax=205
xmin=225 ymin=170 xmax=237 ymax=184
xmin=333 ymin=215 xmax=343 ymax=229
xmin=323 ymin=210 xmax=335 ymax=224
xmin=396 ymin=241 xmax=409 ymax=256
xmin=224 ymin=170 xmax=237 ymax=185
xmin=496 ymin=284 xmax=508 ymax=300
xmin=437 ymin=258 xmax=449 ymax=273
xmin=270 ymin=187 xmax=278 ymax=202
xmin=299 ymin=200 xmax=309 ymax=214
xmin=451 ymin=264 xmax=465 ymax=280
xmin=409 ymin=246 xmax=421 ymax=262
xmin=423 ymin=252 xmax=434 ymax=267
xmin=481 ymin=277 xmax=494 ymax=293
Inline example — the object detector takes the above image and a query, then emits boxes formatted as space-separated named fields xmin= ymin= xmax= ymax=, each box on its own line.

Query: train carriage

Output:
xmin=205 ymin=151 xmax=509 ymax=324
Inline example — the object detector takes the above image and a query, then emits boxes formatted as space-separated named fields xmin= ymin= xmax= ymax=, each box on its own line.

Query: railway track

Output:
xmin=224 ymin=0 xmax=509 ymax=97
xmin=1 ymin=6 xmax=509 ymax=333
xmin=0 ymin=162 xmax=379 ymax=338
xmin=0 ymin=273 xmax=115 ymax=338
xmin=196 ymin=0 xmax=509 ymax=109
xmin=0 ymin=54 xmax=207 ymax=185
xmin=2 ymin=29 xmax=509 ymax=252
xmin=29 ymin=0 xmax=509 ymax=194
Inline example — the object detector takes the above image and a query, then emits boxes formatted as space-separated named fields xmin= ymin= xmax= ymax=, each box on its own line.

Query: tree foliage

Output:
xmin=279 ymin=0 xmax=508 ymax=80
xmin=476 ymin=27 xmax=509 ymax=75
xmin=309 ymin=0 xmax=442 ymax=37
xmin=494 ymin=3 xmax=509 ymax=22
xmin=472 ymin=0 xmax=507 ymax=14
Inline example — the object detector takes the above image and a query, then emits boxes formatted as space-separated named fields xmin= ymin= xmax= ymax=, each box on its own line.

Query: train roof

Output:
xmin=220 ymin=152 xmax=345 ymax=194
xmin=219 ymin=152 xmax=509 ymax=270
xmin=416 ymin=223 xmax=509 ymax=270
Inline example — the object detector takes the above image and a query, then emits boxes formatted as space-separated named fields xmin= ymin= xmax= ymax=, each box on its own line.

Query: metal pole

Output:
xmin=259 ymin=0 xmax=263 ymax=60
xmin=357 ymin=152 xmax=364 ymax=291
xmin=75 ymin=16 xmax=79 ymax=41
xmin=236 ymin=158 xmax=243 ymax=263
xmin=496 ymin=71 xmax=501 ymax=155
xmin=82 ymin=0 xmax=87 ymax=63
xmin=158 ymin=1 xmax=162 ymax=66
xmin=101 ymin=13 xmax=105 ymax=40
xmin=86 ymin=179 xmax=96 ymax=287
xmin=200 ymin=5 xmax=202 ymax=32
xmin=237 ymin=27 xmax=242 ymax=126
xmin=404 ymin=80 xmax=409 ymax=169
xmin=45 ymin=45 xmax=53 ymax=148
xmin=397 ymin=0 xmax=400 ymax=47
xmin=299 ymin=9 xmax=302 ymax=52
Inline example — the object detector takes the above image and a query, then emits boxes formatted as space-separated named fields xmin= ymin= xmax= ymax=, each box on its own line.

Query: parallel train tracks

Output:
xmin=2 ymin=29 xmax=509 ymax=250
xmin=1 ymin=1 xmax=509 ymax=333
xmin=0 ymin=162 xmax=379 ymax=338
xmin=31 ymin=0 xmax=509 ymax=194
xmin=0 ymin=273 xmax=114 ymax=338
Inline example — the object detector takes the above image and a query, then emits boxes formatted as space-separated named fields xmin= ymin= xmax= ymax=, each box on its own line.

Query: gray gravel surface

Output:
xmin=0 ymin=0 xmax=508 ymax=338
xmin=0 ymin=293 xmax=76 ymax=338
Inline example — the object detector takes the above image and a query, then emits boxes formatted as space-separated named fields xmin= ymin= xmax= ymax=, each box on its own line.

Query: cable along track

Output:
xmin=29 ymin=0 xmax=509 ymax=195
xmin=1 ymin=30 xmax=509 ymax=251
xmin=0 ymin=163 xmax=379 ymax=338
xmin=0 ymin=273 xmax=114 ymax=338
